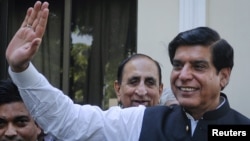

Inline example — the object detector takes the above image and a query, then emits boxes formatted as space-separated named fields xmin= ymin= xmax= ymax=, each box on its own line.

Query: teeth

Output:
xmin=180 ymin=87 xmax=195 ymax=91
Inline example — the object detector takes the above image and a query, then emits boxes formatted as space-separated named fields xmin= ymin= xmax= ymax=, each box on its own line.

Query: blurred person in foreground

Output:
xmin=0 ymin=79 xmax=54 ymax=141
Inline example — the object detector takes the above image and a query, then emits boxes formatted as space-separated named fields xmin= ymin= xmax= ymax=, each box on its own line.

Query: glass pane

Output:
xmin=70 ymin=0 xmax=137 ymax=108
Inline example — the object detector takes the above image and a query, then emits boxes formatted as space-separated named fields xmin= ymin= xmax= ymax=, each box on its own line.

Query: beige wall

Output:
xmin=137 ymin=0 xmax=250 ymax=117
xmin=137 ymin=0 xmax=179 ymax=89
xmin=207 ymin=0 xmax=250 ymax=117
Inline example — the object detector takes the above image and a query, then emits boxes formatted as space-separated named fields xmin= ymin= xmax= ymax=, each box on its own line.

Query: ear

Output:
xmin=219 ymin=68 xmax=231 ymax=90
xmin=114 ymin=80 xmax=121 ymax=101
xmin=159 ymin=83 xmax=164 ymax=97
xmin=34 ymin=121 xmax=42 ymax=136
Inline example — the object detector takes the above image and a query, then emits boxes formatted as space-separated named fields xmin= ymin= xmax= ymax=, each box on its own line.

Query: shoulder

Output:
xmin=143 ymin=105 xmax=181 ymax=118
xmin=229 ymin=108 xmax=250 ymax=124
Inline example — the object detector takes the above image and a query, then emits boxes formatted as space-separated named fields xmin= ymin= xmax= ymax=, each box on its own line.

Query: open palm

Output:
xmin=6 ymin=1 xmax=49 ymax=72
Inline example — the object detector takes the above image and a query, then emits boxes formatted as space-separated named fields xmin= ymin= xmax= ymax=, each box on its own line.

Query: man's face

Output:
xmin=0 ymin=102 xmax=41 ymax=141
xmin=170 ymin=45 xmax=226 ymax=113
xmin=115 ymin=57 xmax=163 ymax=108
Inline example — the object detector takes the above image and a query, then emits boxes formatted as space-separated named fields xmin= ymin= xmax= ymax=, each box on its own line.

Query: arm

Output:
xmin=6 ymin=1 xmax=144 ymax=140
xmin=9 ymin=63 xmax=145 ymax=140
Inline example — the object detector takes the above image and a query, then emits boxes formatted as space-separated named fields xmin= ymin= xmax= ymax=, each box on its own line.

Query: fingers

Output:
xmin=21 ymin=8 xmax=32 ymax=28
xmin=35 ymin=2 xmax=49 ymax=38
xmin=21 ymin=1 xmax=49 ymax=38
xmin=6 ymin=1 xmax=49 ymax=72
xmin=27 ymin=1 xmax=42 ymax=27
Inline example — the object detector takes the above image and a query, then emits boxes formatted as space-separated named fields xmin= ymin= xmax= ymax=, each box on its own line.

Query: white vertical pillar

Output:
xmin=179 ymin=0 xmax=206 ymax=32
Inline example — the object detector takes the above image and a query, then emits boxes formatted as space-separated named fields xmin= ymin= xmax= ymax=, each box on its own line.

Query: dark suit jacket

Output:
xmin=139 ymin=93 xmax=250 ymax=141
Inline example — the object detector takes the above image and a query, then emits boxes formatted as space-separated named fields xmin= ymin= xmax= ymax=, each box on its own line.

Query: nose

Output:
xmin=4 ymin=124 xmax=17 ymax=138
xmin=135 ymin=82 xmax=147 ymax=96
xmin=178 ymin=65 xmax=193 ymax=80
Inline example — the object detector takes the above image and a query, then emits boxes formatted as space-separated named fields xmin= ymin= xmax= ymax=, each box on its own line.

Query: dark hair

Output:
xmin=168 ymin=27 xmax=234 ymax=72
xmin=116 ymin=53 xmax=162 ymax=85
xmin=0 ymin=79 xmax=50 ymax=140
xmin=0 ymin=79 xmax=22 ymax=105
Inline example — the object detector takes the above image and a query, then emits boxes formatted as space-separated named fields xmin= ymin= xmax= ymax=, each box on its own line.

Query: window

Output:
xmin=1 ymin=0 xmax=137 ymax=109
xmin=0 ymin=0 xmax=8 ymax=79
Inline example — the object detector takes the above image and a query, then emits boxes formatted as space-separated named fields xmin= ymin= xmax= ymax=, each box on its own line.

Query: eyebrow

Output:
xmin=14 ymin=115 xmax=31 ymax=121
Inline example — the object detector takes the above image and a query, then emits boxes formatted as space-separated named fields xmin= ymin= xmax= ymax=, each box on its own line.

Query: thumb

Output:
xmin=29 ymin=38 xmax=42 ymax=55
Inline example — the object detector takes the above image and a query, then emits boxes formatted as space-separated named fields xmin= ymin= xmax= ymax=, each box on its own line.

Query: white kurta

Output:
xmin=9 ymin=63 xmax=145 ymax=141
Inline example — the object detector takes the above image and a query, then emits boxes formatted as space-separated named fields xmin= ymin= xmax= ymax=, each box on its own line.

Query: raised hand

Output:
xmin=6 ymin=1 xmax=49 ymax=72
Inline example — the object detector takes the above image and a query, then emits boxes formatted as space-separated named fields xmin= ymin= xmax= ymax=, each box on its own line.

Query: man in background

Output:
xmin=114 ymin=53 xmax=163 ymax=108
xmin=159 ymin=88 xmax=179 ymax=106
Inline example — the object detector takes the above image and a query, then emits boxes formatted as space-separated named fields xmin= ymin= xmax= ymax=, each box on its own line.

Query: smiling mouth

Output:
xmin=132 ymin=100 xmax=149 ymax=106
xmin=178 ymin=87 xmax=197 ymax=92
